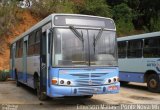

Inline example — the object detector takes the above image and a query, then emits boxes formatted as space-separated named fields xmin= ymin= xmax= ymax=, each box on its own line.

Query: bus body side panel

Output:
xmin=47 ymin=67 xmax=120 ymax=98
xmin=10 ymin=59 xmax=13 ymax=78
xmin=10 ymin=58 xmax=15 ymax=80
xmin=27 ymin=55 xmax=40 ymax=88
xmin=15 ymin=58 xmax=23 ymax=82
xmin=119 ymin=58 xmax=160 ymax=82
xmin=10 ymin=57 xmax=15 ymax=79
xmin=119 ymin=72 xmax=144 ymax=82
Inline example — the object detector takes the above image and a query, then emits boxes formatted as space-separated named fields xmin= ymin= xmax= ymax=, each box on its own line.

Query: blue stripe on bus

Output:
xmin=119 ymin=71 xmax=144 ymax=83
xmin=15 ymin=71 xmax=35 ymax=88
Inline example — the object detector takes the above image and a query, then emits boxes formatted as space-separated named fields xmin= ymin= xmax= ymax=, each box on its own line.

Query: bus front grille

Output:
xmin=71 ymin=73 xmax=107 ymax=86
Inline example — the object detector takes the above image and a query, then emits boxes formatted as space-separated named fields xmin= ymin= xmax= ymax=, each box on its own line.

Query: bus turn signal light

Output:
xmin=52 ymin=79 xmax=57 ymax=84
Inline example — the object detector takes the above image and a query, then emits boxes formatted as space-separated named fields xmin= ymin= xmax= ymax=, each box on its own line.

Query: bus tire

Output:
xmin=35 ymin=76 xmax=47 ymax=101
xmin=147 ymin=74 xmax=160 ymax=93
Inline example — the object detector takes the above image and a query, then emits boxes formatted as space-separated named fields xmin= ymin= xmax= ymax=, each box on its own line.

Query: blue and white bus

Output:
xmin=118 ymin=32 xmax=160 ymax=92
xmin=10 ymin=14 xmax=120 ymax=100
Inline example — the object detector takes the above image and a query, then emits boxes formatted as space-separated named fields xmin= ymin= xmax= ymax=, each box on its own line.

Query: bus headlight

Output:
xmin=58 ymin=78 xmax=74 ymax=86
xmin=67 ymin=81 xmax=71 ymax=85
xmin=108 ymin=79 xmax=112 ymax=83
xmin=105 ymin=77 xmax=119 ymax=84
xmin=60 ymin=80 xmax=64 ymax=84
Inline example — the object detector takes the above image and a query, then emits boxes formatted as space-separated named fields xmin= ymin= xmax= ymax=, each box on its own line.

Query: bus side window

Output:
xmin=35 ymin=29 xmax=41 ymax=55
xmin=18 ymin=39 xmax=23 ymax=58
xmin=127 ymin=39 xmax=142 ymax=58
xmin=15 ymin=41 xmax=19 ymax=58
xmin=118 ymin=41 xmax=126 ymax=58
xmin=143 ymin=37 xmax=160 ymax=58
xmin=28 ymin=32 xmax=36 ymax=56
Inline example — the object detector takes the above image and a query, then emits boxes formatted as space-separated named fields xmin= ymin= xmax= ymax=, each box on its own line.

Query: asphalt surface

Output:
xmin=0 ymin=81 xmax=160 ymax=110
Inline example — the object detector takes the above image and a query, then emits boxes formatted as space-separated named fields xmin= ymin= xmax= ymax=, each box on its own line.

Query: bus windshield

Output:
xmin=53 ymin=28 xmax=117 ymax=67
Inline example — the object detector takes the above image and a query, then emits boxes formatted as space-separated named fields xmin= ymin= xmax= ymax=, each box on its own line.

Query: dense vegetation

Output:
xmin=30 ymin=0 xmax=160 ymax=36
xmin=0 ymin=0 xmax=160 ymax=36
xmin=107 ymin=0 xmax=160 ymax=35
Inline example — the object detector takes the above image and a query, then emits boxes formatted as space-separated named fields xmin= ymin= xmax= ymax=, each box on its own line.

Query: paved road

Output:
xmin=0 ymin=81 xmax=160 ymax=110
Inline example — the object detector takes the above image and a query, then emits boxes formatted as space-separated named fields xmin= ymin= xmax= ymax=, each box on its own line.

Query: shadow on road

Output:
xmin=120 ymin=82 xmax=148 ymax=91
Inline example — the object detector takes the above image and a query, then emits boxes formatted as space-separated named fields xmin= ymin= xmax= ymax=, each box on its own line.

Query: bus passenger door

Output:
xmin=40 ymin=30 xmax=48 ymax=94
xmin=40 ymin=29 xmax=51 ymax=95
xmin=23 ymin=36 xmax=28 ymax=83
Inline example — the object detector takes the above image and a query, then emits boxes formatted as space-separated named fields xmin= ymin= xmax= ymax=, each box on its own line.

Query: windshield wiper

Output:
xmin=69 ymin=26 xmax=84 ymax=42
xmin=69 ymin=26 xmax=85 ymax=50
xmin=93 ymin=28 xmax=104 ymax=53
xmin=94 ymin=28 xmax=104 ymax=45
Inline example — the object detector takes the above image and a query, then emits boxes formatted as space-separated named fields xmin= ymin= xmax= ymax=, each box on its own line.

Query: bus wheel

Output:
xmin=147 ymin=74 xmax=160 ymax=93
xmin=35 ymin=77 xmax=47 ymax=101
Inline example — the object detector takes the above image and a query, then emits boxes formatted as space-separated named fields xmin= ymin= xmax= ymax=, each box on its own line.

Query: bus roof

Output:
xmin=11 ymin=13 xmax=114 ymax=44
xmin=117 ymin=31 xmax=160 ymax=41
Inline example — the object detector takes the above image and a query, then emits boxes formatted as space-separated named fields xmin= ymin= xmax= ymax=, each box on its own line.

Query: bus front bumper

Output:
xmin=48 ymin=82 xmax=120 ymax=97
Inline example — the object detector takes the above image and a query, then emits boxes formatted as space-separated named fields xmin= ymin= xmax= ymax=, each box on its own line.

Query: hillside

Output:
xmin=0 ymin=11 xmax=39 ymax=70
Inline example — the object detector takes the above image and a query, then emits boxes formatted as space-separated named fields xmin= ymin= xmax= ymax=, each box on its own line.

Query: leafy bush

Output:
xmin=112 ymin=3 xmax=133 ymax=21
xmin=116 ymin=18 xmax=134 ymax=36
xmin=0 ymin=70 xmax=10 ymax=81
xmin=30 ymin=0 xmax=75 ymax=18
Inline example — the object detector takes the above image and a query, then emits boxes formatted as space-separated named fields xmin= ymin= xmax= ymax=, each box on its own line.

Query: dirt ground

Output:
xmin=0 ymin=81 xmax=160 ymax=110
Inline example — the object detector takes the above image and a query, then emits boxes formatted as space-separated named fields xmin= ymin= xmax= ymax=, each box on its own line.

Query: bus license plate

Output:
xmin=108 ymin=86 xmax=118 ymax=91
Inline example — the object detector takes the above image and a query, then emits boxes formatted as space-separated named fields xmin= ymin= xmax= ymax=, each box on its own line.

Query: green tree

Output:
xmin=149 ymin=16 xmax=160 ymax=32
xmin=112 ymin=3 xmax=134 ymax=35
xmin=78 ymin=0 xmax=112 ymax=17
xmin=112 ymin=3 xmax=133 ymax=21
